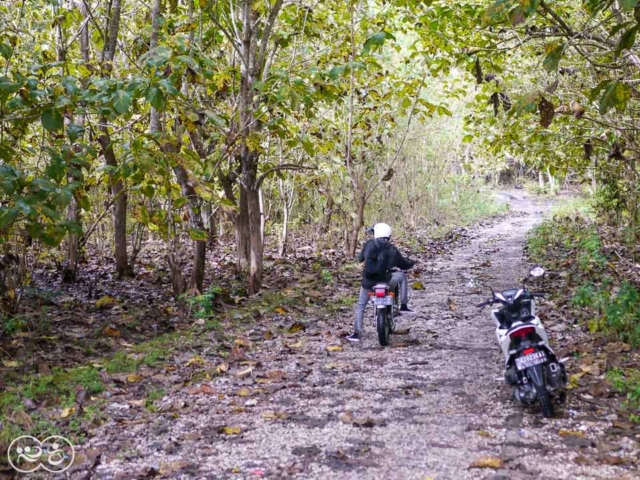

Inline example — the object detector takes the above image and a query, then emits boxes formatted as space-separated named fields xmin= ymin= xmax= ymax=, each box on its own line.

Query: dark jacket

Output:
xmin=358 ymin=238 xmax=415 ymax=289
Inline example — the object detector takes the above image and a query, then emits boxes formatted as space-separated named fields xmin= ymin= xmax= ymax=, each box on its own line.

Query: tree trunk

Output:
xmin=236 ymin=186 xmax=251 ymax=274
xmin=347 ymin=194 xmax=365 ymax=258
xmin=99 ymin=0 xmax=131 ymax=278
xmin=315 ymin=195 xmax=334 ymax=250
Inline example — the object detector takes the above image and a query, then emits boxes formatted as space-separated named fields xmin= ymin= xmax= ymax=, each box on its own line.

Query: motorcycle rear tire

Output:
xmin=388 ymin=305 xmax=396 ymax=333
xmin=535 ymin=383 xmax=554 ymax=418
xmin=377 ymin=309 xmax=390 ymax=346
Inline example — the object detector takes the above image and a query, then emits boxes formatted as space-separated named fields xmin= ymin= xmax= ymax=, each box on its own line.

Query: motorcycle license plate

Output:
xmin=374 ymin=297 xmax=392 ymax=306
xmin=515 ymin=351 xmax=546 ymax=371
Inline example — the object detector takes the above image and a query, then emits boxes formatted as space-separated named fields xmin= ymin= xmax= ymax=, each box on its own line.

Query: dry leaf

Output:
xmin=274 ymin=307 xmax=287 ymax=314
xmin=477 ymin=430 xmax=495 ymax=438
xmin=128 ymin=399 xmax=146 ymax=407
xmin=469 ymin=457 xmax=503 ymax=469
xmin=558 ymin=429 xmax=585 ymax=438
xmin=447 ymin=298 xmax=458 ymax=311
xmin=234 ymin=338 xmax=253 ymax=349
xmin=234 ymin=387 xmax=253 ymax=397
xmin=186 ymin=356 xmax=205 ymax=367
xmin=96 ymin=296 xmax=115 ymax=308
xmin=287 ymin=322 xmax=306 ymax=333
xmin=286 ymin=341 xmax=304 ymax=349
xmin=2 ymin=360 xmax=19 ymax=368
xmin=127 ymin=374 xmax=143 ymax=383
xmin=262 ymin=411 xmax=288 ymax=420
xmin=412 ymin=281 xmax=425 ymax=290
xmin=218 ymin=426 xmax=241 ymax=435
xmin=340 ymin=411 xmax=354 ymax=423
xmin=103 ymin=326 xmax=121 ymax=337
xmin=215 ymin=362 xmax=229 ymax=374
xmin=61 ymin=407 xmax=76 ymax=418
xmin=326 ymin=345 xmax=343 ymax=352
xmin=235 ymin=366 xmax=254 ymax=378
xmin=264 ymin=330 xmax=275 ymax=340
xmin=186 ymin=384 xmax=216 ymax=395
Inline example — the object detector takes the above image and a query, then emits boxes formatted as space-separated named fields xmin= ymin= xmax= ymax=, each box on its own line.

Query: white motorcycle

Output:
xmin=476 ymin=267 xmax=567 ymax=417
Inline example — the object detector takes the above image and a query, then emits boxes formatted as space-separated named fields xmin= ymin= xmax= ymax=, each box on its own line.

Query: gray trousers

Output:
xmin=354 ymin=271 xmax=409 ymax=332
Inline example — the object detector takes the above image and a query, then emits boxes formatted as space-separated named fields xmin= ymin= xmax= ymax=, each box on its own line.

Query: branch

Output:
xmin=257 ymin=0 xmax=284 ymax=71
xmin=255 ymin=163 xmax=315 ymax=189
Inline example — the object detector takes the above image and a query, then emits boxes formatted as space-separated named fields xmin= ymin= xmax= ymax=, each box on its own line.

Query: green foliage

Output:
xmin=185 ymin=285 xmax=224 ymax=320
xmin=105 ymin=351 xmax=138 ymax=373
xmin=529 ymin=213 xmax=640 ymax=345
xmin=607 ymin=368 xmax=640 ymax=415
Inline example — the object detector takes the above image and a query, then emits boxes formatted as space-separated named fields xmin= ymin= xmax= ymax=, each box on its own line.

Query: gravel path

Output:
xmin=84 ymin=192 xmax=638 ymax=480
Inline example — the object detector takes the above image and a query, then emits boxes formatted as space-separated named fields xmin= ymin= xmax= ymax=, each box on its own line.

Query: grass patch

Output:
xmin=607 ymin=368 xmax=640 ymax=421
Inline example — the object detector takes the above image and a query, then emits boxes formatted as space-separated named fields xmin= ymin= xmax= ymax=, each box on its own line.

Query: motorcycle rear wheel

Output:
xmin=535 ymin=383 xmax=554 ymax=418
xmin=377 ymin=309 xmax=390 ymax=346
xmin=388 ymin=305 xmax=396 ymax=333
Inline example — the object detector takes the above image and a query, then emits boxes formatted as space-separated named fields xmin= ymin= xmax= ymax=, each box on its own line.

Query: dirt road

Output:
xmin=85 ymin=192 xmax=637 ymax=480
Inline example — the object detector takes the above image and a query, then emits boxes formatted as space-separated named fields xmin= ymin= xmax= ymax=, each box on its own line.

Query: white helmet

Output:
xmin=373 ymin=222 xmax=392 ymax=239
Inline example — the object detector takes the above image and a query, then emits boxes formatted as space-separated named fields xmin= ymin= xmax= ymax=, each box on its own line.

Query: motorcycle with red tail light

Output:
xmin=476 ymin=267 xmax=567 ymax=417
xmin=369 ymin=282 xmax=399 ymax=346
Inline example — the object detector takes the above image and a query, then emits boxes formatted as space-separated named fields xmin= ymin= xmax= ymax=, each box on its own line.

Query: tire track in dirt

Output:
xmin=86 ymin=192 xmax=637 ymax=480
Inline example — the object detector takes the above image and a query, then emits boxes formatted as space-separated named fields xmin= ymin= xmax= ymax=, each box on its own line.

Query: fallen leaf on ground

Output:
xmin=186 ymin=356 xmax=205 ymax=367
xmin=274 ymin=307 xmax=287 ymax=314
xmin=340 ymin=411 xmax=354 ymax=423
xmin=558 ymin=429 xmax=585 ymax=438
xmin=234 ymin=387 xmax=253 ymax=397
xmin=61 ymin=407 xmax=75 ymax=418
xmin=103 ymin=326 xmax=121 ymax=337
xmin=468 ymin=457 xmax=503 ymax=469
xmin=235 ymin=366 xmax=254 ymax=378
xmin=216 ymin=362 xmax=229 ymax=374
xmin=234 ymin=338 xmax=253 ymax=349
xmin=2 ymin=360 xmax=19 ymax=368
xmin=127 ymin=374 xmax=143 ymax=383
xmin=218 ymin=426 xmax=241 ymax=435
xmin=601 ymin=455 xmax=627 ymax=465
xmin=412 ymin=281 xmax=425 ymax=290
xmin=477 ymin=430 xmax=495 ymax=438
xmin=128 ymin=399 xmax=146 ymax=407
xmin=393 ymin=328 xmax=410 ymax=335
xmin=264 ymin=330 xmax=275 ymax=340
xmin=186 ymin=384 xmax=216 ymax=395
xmin=326 ymin=345 xmax=343 ymax=352
xmin=287 ymin=322 xmax=306 ymax=333
xmin=604 ymin=342 xmax=631 ymax=354
xmin=96 ymin=296 xmax=115 ymax=308
xmin=447 ymin=298 xmax=458 ymax=311
xmin=262 ymin=411 xmax=288 ymax=420
xmin=286 ymin=341 xmax=304 ymax=349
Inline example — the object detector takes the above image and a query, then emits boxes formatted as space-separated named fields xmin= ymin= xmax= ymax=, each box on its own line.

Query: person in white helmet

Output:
xmin=347 ymin=222 xmax=417 ymax=342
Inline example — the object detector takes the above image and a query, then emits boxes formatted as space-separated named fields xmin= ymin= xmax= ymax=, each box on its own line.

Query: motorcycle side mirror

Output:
xmin=530 ymin=266 xmax=545 ymax=278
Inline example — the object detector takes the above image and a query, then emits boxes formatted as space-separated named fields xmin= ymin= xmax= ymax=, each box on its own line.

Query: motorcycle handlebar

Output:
xmin=476 ymin=299 xmax=493 ymax=308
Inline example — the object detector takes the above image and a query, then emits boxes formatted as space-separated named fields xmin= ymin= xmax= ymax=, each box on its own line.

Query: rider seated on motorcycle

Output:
xmin=347 ymin=222 xmax=417 ymax=342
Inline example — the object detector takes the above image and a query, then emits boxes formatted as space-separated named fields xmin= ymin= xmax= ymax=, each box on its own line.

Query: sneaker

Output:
xmin=399 ymin=305 xmax=417 ymax=315
xmin=346 ymin=331 xmax=361 ymax=342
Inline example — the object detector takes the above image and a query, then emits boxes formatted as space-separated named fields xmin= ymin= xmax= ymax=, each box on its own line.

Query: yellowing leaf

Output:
xmin=103 ymin=326 xmax=121 ymax=337
xmin=274 ymin=307 xmax=287 ymax=315
xmin=235 ymin=366 xmax=254 ymax=378
xmin=286 ymin=341 xmax=304 ymax=349
xmin=235 ymin=387 xmax=253 ymax=397
xmin=287 ymin=322 xmax=306 ymax=333
xmin=558 ymin=429 xmax=585 ymax=438
xmin=2 ymin=360 xmax=19 ymax=368
xmin=186 ymin=356 xmax=205 ymax=367
xmin=262 ymin=411 xmax=288 ymax=420
xmin=215 ymin=362 xmax=229 ymax=374
xmin=219 ymin=426 xmax=241 ymax=435
xmin=61 ymin=407 xmax=76 ymax=418
xmin=234 ymin=338 xmax=253 ymax=349
xmin=412 ymin=281 xmax=425 ymax=290
xmin=96 ymin=296 xmax=115 ymax=308
xmin=326 ymin=345 xmax=343 ymax=352
xmin=477 ymin=430 xmax=495 ymax=438
xmin=264 ymin=330 xmax=275 ymax=340
xmin=127 ymin=374 xmax=143 ymax=383
xmin=469 ymin=457 xmax=503 ymax=469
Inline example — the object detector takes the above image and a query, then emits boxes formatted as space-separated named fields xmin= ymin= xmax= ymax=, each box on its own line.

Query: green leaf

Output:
xmin=146 ymin=86 xmax=165 ymax=110
xmin=0 ymin=77 xmax=20 ymax=97
xmin=616 ymin=26 xmax=637 ymax=55
xmin=67 ymin=124 xmax=85 ymax=143
xmin=542 ymin=42 xmax=564 ymax=72
xmin=112 ymin=90 xmax=132 ymax=114
xmin=188 ymin=228 xmax=209 ymax=242
xmin=583 ymin=0 xmax=608 ymax=15
xmin=521 ymin=0 xmax=541 ymax=15
xmin=0 ymin=208 xmax=18 ymax=231
xmin=41 ymin=109 xmax=64 ymax=131
xmin=362 ymin=32 xmax=395 ymax=56
xmin=0 ymin=143 xmax=15 ymax=161
xmin=619 ymin=0 xmax=639 ymax=11
xmin=599 ymin=82 xmax=630 ymax=114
